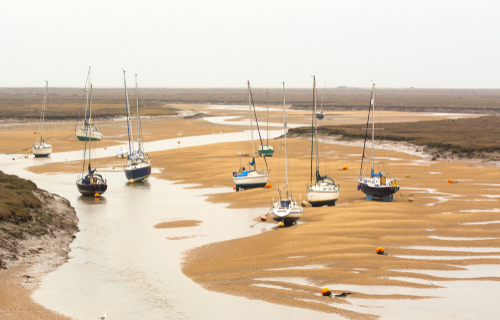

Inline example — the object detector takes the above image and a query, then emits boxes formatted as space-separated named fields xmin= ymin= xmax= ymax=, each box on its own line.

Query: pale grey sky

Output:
xmin=1 ymin=0 xmax=499 ymax=88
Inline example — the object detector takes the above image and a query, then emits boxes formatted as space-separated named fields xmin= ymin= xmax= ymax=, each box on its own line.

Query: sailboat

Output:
xmin=33 ymin=81 xmax=52 ymax=157
xmin=270 ymin=82 xmax=303 ymax=225
xmin=123 ymin=71 xmax=151 ymax=182
xmin=76 ymin=80 xmax=107 ymax=196
xmin=75 ymin=67 xmax=104 ymax=141
xmin=358 ymin=83 xmax=399 ymax=201
xmin=316 ymin=82 xmax=325 ymax=120
xmin=233 ymin=81 xmax=270 ymax=191
xmin=257 ymin=90 xmax=274 ymax=157
xmin=307 ymin=76 xmax=340 ymax=206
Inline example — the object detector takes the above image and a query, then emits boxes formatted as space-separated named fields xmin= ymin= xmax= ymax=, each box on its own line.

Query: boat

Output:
xmin=233 ymin=81 xmax=270 ymax=191
xmin=123 ymin=71 xmax=151 ymax=182
xmin=33 ymin=81 xmax=52 ymax=157
xmin=257 ymin=90 xmax=274 ymax=157
xmin=316 ymin=82 xmax=326 ymax=120
xmin=75 ymin=67 xmax=104 ymax=141
xmin=76 ymin=81 xmax=107 ymax=196
xmin=358 ymin=83 xmax=399 ymax=201
xmin=307 ymin=76 xmax=340 ymax=206
xmin=270 ymin=82 xmax=303 ymax=226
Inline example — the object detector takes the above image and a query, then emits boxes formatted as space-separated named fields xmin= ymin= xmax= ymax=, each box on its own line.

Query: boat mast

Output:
xmin=81 ymin=81 xmax=91 ymax=176
xmin=123 ymin=70 xmax=134 ymax=155
xmin=315 ymin=78 xmax=319 ymax=181
xmin=283 ymin=82 xmax=288 ymax=197
xmin=371 ymin=83 xmax=375 ymax=172
xmin=247 ymin=81 xmax=255 ymax=170
xmin=88 ymin=85 xmax=93 ymax=168
xmin=320 ymin=81 xmax=326 ymax=113
xmin=266 ymin=90 xmax=269 ymax=145
xmin=310 ymin=76 xmax=314 ymax=186
xmin=37 ymin=81 xmax=48 ymax=143
xmin=135 ymin=74 xmax=143 ymax=153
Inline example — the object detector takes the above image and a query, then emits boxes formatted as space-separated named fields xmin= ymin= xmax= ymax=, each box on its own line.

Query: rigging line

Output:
xmin=249 ymin=85 xmax=269 ymax=172
xmin=360 ymin=89 xmax=373 ymax=177
xmin=76 ymin=67 xmax=91 ymax=131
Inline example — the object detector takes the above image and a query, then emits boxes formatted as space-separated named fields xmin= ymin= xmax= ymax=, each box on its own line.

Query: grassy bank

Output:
xmin=290 ymin=115 xmax=500 ymax=157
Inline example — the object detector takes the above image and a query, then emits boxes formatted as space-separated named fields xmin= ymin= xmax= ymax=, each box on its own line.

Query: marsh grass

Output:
xmin=0 ymin=171 xmax=41 ymax=221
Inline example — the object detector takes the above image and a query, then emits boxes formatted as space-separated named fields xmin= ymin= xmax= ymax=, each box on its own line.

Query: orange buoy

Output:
xmin=233 ymin=186 xmax=236 ymax=190
xmin=104 ymin=147 xmax=107 ymax=150
xmin=343 ymin=166 xmax=348 ymax=170
xmin=266 ymin=183 xmax=271 ymax=188
xmin=260 ymin=215 xmax=267 ymax=222
xmin=376 ymin=247 xmax=385 ymax=255
xmin=448 ymin=179 xmax=453 ymax=184
xmin=94 ymin=193 xmax=100 ymax=198
xmin=322 ymin=288 xmax=332 ymax=296
xmin=34 ymin=131 xmax=36 ymax=134
xmin=405 ymin=174 xmax=408 ymax=178
xmin=25 ymin=155 xmax=28 ymax=159
xmin=129 ymin=179 xmax=134 ymax=183
xmin=278 ymin=221 xmax=285 ymax=228
xmin=178 ymin=141 xmax=180 ymax=144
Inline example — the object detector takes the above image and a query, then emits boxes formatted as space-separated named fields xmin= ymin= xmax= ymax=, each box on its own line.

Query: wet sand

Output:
xmin=5 ymin=113 xmax=500 ymax=319
xmin=154 ymin=220 xmax=202 ymax=228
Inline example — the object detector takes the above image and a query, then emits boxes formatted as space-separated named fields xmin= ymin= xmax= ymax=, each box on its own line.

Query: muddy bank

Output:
xmin=0 ymin=172 xmax=78 ymax=319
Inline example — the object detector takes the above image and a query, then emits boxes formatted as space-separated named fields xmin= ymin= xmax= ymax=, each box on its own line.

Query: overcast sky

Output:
xmin=1 ymin=0 xmax=499 ymax=88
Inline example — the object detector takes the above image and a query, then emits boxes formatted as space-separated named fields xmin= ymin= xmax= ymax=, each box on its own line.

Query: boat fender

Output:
xmin=321 ymin=288 xmax=332 ymax=297
xmin=357 ymin=185 xmax=361 ymax=191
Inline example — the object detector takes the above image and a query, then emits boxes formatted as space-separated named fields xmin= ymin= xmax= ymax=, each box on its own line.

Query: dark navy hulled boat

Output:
xmin=357 ymin=84 xmax=399 ymax=202
xmin=77 ymin=164 xmax=107 ymax=196
xmin=123 ymin=72 xmax=152 ymax=182
xmin=76 ymin=77 xmax=107 ymax=196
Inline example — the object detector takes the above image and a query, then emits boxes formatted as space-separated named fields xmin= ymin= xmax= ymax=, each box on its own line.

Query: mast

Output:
xmin=37 ymin=81 xmax=48 ymax=143
xmin=135 ymin=74 xmax=143 ymax=153
xmin=371 ymin=83 xmax=375 ymax=172
xmin=123 ymin=70 xmax=134 ymax=155
xmin=315 ymin=78 xmax=319 ymax=181
xmin=88 ymin=85 xmax=93 ymax=167
xmin=320 ymin=81 xmax=326 ymax=113
xmin=247 ymin=81 xmax=255 ymax=170
xmin=310 ymin=76 xmax=314 ymax=186
xmin=266 ymin=90 xmax=269 ymax=145
xmin=283 ymin=82 xmax=288 ymax=196
xmin=81 ymin=81 xmax=91 ymax=176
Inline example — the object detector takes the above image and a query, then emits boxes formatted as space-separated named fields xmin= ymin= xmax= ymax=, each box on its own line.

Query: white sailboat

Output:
xmin=270 ymin=82 xmax=303 ymax=225
xmin=233 ymin=81 xmax=270 ymax=190
xmin=33 ymin=81 xmax=52 ymax=157
xmin=307 ymin=76 xmax=340 ymax=206
xmin=75 ymin=67 xmax=104 ymax=141
xmin=123 ymin=71 xmax=151 ymax=182
xmin=357 ymin=83 xmax=399 ymax=201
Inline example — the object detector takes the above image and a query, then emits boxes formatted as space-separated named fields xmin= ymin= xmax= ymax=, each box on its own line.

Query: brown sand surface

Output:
xmin=16 ymin=118 xmax=500 ymax=318
xmin=0 ymin=266 xmax=72 ymax=320
xmin=147 ymin=138 xmax=500 ymax=318
xmin=154 ymin=220 xmax=202 ymax=228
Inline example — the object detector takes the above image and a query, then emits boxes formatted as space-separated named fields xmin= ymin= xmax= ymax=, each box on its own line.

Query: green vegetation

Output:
xmin=0 ymin=171 xmax=41 ymax=221
xmin=290 ymin=115 xmax=500 ymax=155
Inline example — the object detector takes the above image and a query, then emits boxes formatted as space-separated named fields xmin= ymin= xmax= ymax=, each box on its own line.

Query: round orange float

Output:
xmin=342 ymin=166 xmax=348 ymax=170
xmin=376 ymin=247 xmax=385 ymax=255
xmin=321 ymin=288 xmax=331 ymax=296
xmin=266 ymin=183 xmax=271 ymax=188
xmin=448 ymin=179 xmax=453 ymax=184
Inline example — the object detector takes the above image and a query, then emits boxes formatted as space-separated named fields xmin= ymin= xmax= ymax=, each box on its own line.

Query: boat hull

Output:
xmin=307 ymin=189 xmax=340 ymax=207
xmin=76 ymin=181 xmax=107 ymax=196
xmin=76 ymin=129 xmax=103 ymax=141
xmin=316 ymin=112 xmax=325 ymax=120
xmin=270 ymin=207 xmax=303 ymax=225
xmin=233 ymin=173 xmax=268 ymax=190
xmin=257 ymin=145 xmax=274 ymax=157
xmin=125 ymin=163 xmax=151 ymax=181
xmin=359 ymin=183 xmax=399 ymax=200
xmin=33 ymin=146 xmax=52 ymax=157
